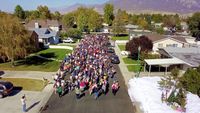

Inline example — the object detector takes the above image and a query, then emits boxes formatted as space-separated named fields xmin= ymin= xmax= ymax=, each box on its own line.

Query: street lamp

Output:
xmin=135 ymin=46 xmax=141 ymax=77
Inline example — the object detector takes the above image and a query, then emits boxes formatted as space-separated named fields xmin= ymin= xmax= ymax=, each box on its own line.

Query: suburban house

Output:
xmin=129 ymin=30 xmax=152 ymax=40
xmin=125 ymin=24 xmax=139 ymax=31
xmin=144 ymin=47 xmax=200 ymax=76
xmin=25 ymin=19 xmax=62 ymax=32
xmin=29 ymin=28 xmax=59 ymax=46
xmin=146 ymin=34 xmax=189 ymax=53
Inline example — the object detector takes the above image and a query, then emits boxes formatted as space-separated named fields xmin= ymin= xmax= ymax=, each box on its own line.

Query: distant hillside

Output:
xmin=51 ymin=0 xmax=200 ymax=14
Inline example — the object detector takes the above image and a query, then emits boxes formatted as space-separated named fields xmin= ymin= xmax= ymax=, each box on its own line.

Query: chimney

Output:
xmin=35 ymin=22 xmax=39 ymax=28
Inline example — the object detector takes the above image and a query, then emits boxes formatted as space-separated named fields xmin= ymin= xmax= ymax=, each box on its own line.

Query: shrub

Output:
xmin=179 ymin=68 xmax=200 ymax=94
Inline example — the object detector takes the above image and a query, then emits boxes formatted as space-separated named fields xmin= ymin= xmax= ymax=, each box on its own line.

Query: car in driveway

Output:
xmin=63 ymin=37 xmax=74 ymax=43
xmin=110 ymin=54 xmax=120 ymax=64
xmin=0 ymin=81 xmax=13 ymax=98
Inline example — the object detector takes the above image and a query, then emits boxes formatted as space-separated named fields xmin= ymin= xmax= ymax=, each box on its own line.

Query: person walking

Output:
xmin=21 ymin=95 xmax=26 ymax=112
xmin=57 ymin=85 xmax=62 ymax=98
xmin=75 ymin=86 xmax=81 ymax=99
xmin=112 ymin=81 xmax=119 ymax=96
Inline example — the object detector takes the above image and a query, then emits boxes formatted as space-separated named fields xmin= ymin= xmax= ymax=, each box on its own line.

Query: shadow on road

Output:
xmin=0 ymin=71 xmax=4 ymax=76
xmin=26 ymin=101 xmax=40 ymax=112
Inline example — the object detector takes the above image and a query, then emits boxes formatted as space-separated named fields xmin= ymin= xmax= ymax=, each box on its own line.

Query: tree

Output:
xmin=180 ymin=68 xmax=200 ymax=94
xmin=37 ymin=5 xmax=51 ymax=19
xmin=188 ymin=12 xmax=200 ymax=41
xmin=77 ymin=11 xmax=88 ymax=32
xmin=88 ymin=10 xmax=103 ymax=32
xmin=104 ymin=4 xmax=114 ymax=26
xmin=65 ymin=28 xmax=82 ymax=39
xmin=0 ymin=13 xmax=36 ymax=65
xmin=125 ymin=35 xmax=153 ymax=57
xmin=53 ymin=11 xmax=61 ymax=20
xmin=14 ymin=5 xmax=25 ymax=20
xmin=62 ymin=12 xmax=75 ymax=28
xmin=137 ymin=17 xmax=148 ymax=29
xmin=112 ymin=9 xmax=127 ymax=35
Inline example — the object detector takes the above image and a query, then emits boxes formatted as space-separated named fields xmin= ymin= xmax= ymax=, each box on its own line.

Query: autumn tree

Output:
xmin=126 ymin=35 xmax=153 ymax=57
xmin=112 ymin=9 xmax=128 ymax=35
xmin=0 ymin=13 xmax=36 ymax=65
xmin=104 ymin=4 xmax=114 ymax=26
xmin=14 ymin=5 xmax=25 ymax=20
xmin=62 ymin=12 xmax=76 ymax=28
xmin=37 ymin=5 xmax=51 ymax=19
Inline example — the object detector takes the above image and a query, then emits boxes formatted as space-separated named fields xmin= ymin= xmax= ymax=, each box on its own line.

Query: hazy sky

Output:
xmin=0 ymin=0 xmax=109 ymax=12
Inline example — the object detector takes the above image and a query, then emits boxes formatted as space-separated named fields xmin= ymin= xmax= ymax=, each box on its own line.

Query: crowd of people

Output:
xmin=53 ymin=34 xmax=119 ymax=99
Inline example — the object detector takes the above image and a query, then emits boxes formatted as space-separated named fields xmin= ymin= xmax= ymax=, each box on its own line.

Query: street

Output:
xmin=41 ymin=65 xmax=135 ymax=113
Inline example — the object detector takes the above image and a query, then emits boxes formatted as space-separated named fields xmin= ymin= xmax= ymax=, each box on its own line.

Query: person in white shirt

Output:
xmin=21 ymin=95 xmax=26 ymax=112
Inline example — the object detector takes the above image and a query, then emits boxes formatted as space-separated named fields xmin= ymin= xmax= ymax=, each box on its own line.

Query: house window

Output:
xmin=158 ymin=43 xmax=163 ymax=48
xmin=166 ymin=44 xmax=178 ymax=47
xmin=172 ymin=44 xmax=178 ymax=47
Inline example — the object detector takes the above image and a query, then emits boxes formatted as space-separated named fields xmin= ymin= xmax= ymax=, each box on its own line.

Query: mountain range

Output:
xmin=51 ymin=0 xmax=200 ymax=14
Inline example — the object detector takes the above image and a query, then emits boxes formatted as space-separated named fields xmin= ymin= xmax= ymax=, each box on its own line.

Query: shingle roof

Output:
xmin=29 ymin=28 xmax=57 ymax=39
xmin=25 ymin=19 xmax=60 ymax=28
xmin=161 ymin=47 xmax=200 ymax=67
xmin=146 ymin=34 xmax=187 ymax=43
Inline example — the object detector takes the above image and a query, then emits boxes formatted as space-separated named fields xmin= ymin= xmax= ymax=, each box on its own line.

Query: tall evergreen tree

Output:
xmin=104 ymin=4 xmax=114 ymax=26
xmin=14 ymin=5 xmax=25 ymax=19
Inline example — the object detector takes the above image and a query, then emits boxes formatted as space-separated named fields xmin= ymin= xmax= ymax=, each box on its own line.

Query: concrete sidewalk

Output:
xmin=0 ymin=71 xmax=54 ymax=113
xmin=114 ymin=44 xmax=143 ymax=113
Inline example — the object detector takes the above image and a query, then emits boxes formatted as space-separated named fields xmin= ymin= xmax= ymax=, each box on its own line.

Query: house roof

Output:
xmin=144 ymin=57 xmax=186 ymax=66
xmin=25 ymin=19 xmax=60 ymax=29
xmin=160 ymin=47 xmax=200 ymax=67
xmin=29 ymin=28 xmax=57 ymax=39
xmin=146 ymin=34 xmax=187 ymax=43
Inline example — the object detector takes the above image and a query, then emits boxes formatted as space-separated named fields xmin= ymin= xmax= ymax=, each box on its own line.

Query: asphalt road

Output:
xmin=41 ymin=65 xmax=135 ymax=113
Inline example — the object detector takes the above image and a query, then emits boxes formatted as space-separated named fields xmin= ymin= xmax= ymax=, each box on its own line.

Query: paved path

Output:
xmin=41 ymin=65 xmax=135 ymax=113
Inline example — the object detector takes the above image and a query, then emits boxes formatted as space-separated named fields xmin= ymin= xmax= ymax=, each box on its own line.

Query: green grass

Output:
xmin=0 ymin=48 xmax=72 ymax=72
xmin=118 ymin=45 xmax=126 ymax=51
xmin=127 ymin=65 xmax=144 ymax=72
xmin=37 ymin=48 xmax=72 ymax=60
xmin=123 ymin=57 xmax=139 ymax=64
xmin=0 ymin=78 xmax=45 ymax=91
xmin=111 ymin=36 xmax=129 ymax=40
xmin=0 ymin=56 xmax=60 ymax=72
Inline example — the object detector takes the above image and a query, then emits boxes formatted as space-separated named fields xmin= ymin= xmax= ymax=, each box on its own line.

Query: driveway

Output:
xmin=0 ymin=71 xmax=54 ymax=113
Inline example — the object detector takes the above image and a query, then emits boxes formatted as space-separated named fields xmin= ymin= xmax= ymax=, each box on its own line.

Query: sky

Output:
xmin=0 ymin=0 xmax=109 ymax=12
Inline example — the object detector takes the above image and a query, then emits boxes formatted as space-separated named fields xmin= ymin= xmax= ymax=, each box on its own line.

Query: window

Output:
xmin=172 ymin=44 xmax=178 ymax=47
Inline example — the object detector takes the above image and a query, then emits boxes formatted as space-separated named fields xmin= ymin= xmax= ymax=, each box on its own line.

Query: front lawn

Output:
xmin=0 ymin=78 xmax=45 ymax=91
xmin=0 ymin=56 xmax=60 ymax=72
xmin=0 ymin=49 xmax=71 ymax=72
xmin=37 ymin=48 xmax=72 ymax=60
xmin=111 ymin=36 xmax=129 ymax=40
xmin=123 ymin=57 xmax=139 ymax=64
xmin=127 ymin=65 xmax=144 ymax=72
xmin=118 ymin=45 xmax=126 ymax=51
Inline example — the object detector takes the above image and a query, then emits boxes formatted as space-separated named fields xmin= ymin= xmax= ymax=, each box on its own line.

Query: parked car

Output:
xmin=107 ymin=48 xmax=115 ymax=53
xmin=0 ymin=81 xmax=13 ymax=98
xmin=110 ymin=54 xmax=120 ymax=64
xmin=63 ymin=37 xmax=74 ymax=43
